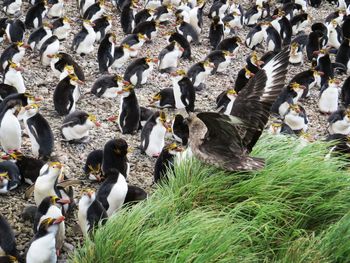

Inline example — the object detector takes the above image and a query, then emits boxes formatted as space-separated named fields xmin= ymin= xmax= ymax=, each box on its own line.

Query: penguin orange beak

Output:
xmin=93 ymin=175 xmax=101 ymax=182
xmin=179 ymin=47 xmax=184 ymax=52
xmin=53 ymin=216 xmax=65 ymax=224
xmin=122 ymin=80 xmax=130 ymax=85
xmin=47 ymin=54 xmax=54 ymax=58
xmin=15 ymin=66 xmax=24 ymax=72
xmin=77 ymin=80 xmax=84 ymax=85
xmin=313 ymin=50 xmax=320 ymax=55
xmin=318 ymin=71 xmax=325 ymax=76
xmin=334 ymin=79 xmax=341 ymax=85
xmin=257 ymin=60 xmax=264 ymax=67
xmin=153 ymin=58 xmax=159 ymax=63
xmin=22 ymin=44 xmax=31 ymax=49
xmin=57 ymin=198 xmax=71 ymax=205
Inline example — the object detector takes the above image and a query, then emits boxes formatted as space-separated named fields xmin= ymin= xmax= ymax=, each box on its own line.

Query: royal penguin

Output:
xmin=289 ymin=69 xmax=323 ymax=98
xmin=3 ymin=0 xmax=22 ymax=15
xmin=244 ymin=4 xmax=262 ymax=26
xmin=306 ymin=31 xmax=321 ymax=61
xmin=22 ymin=104 xmax=54 ymax=160
xmin=209 ymin=16 xmax=224 ymax=50
xmin=223 ymin=8 xmax=244 ymax=31
xmin=49 ymin=52 xmax=85 ymax=81
xmin=341 ymin=75 xmax=350 ymax=107
xmin=93 ymin=15 xmax=112 ymax=43
xmin=25 ymin=0 xmax=48 ymax=29
xmin=171 ymin=114 xmax=189 ymax=145
xmin=289 ymin=41 xmax=304 ymax=65
xmin=28 ymin=22 xmax=53 ymax=51
xmin=291 ymin=13 xmax=311 ymax=35
xmin=134 ymin=8 xmax=154 ymax=26
xmin=154 ymin=143 xmax=183 ymax=183
xmin=319 ymin=78 xmax=341 ymax=114
xmin=205 ymin=50 xmax=234 ymax=74
xmin=158 ymin=41 xmax=184 ymax=73
xmin=91 ymin=74 xmax=127 ymax=98
xmin=188 ymin=0 xmax=205 ymax=34
xmin=47 ymin=0 xmax=65 ymax=18
xmin=283 ymin=104 xmax=308 ymax=133
xmin=3 ymin=61 xmax=25 ymax=93
xmin=271 ymin=10 xmax=292 ymax=46
xmin=123 ymin=57 xmax=157 ymax=86
xmin=234 ymin=66 xmax=255 ymax=93
xmin=0 ymin=214 xmax=19 ymax=260
xmin=0 ymin=84 xmax=17 ymax=102
xmin=132 ymin=20 xmax=160 ymax=41
xmin=72 ymin=20 xmax=96 ymax=56
xmin=327 ymin=19 xmax=342 ymax=50
xmin=336 ymin=38 xmax=350 ymax=73
xmin=217 ymin=88 xmax=237 ymax=115
xmin=175 ymin=16 xmax=199 ymax=44
xmin=52 ymin=17 xmax=71 ymax=40
xmin=149 ymin=88 xmax=175 ymax=109
xmin=245 ymin=23 xmax=265 ymax=50
xmin=53 ymin=74 xmax=83 ymax=116
xmin=61 ymin=111 xmax=100 ymax=143
xmin=59 ymin=64 xmax=76 ymax=81
xmin=26 ymin=217 xmax=65 ymax=263
xmin=120 ymin=0 xmax=138 ymax=34
xmin=170 ymin=69 xmax=195 ymax=112
xmin=5 ymin=19 xmax=25 ymax=43
xmin=209 ymin=0 xmax=228 ymax=19
xmin=328 ymin=108 xmax=350 ymax=135
xmin=0 ymin=42 xmax=28 ymax=73
xmin=325 ymin=10 xmax=346 ymax=26
xmin=79 ymin=0 xmax=95 ymax=16
xmin=0 ymin=161 xmax=21 ymax=194
xmin=84 ymin=150 xmax=103 ymax=181
xmin=39 ymin=35 xmax=60 ymax=67
xmin=166 ymin=31 xmax=191 ymax=60
xmin=187 ymin=60 xmax=215 ymax=91
xmin=97 ymin=33 xmax=117 ymax=73
xmin=139 ymin=106 xmax=154 ymax=128
xmin=78 ymin=190 xmax=108 ymax=236
xmin=315 ymin=49 xmax=334 ymax=86
xmin=83 ymin=0 xmax=106 ymax=21
xmin=216 ymin=36 xmax=242 ymax=54
xmin=109 ymin=43 xmax=134 ymax=70
xmin=312 ymin=22 xmax=328 ymax=48
xmin=96 ymin=168 xmax=128 ymax=216
xmin=141 ymin=111 xmax=169 ymax=157
xmin=263 ymin=22 xmax=282 ymax=52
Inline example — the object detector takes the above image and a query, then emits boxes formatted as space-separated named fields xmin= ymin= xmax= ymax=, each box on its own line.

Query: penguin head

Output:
xmin=250 ymin=52 xmax=264 ymax=68
xmin=170 ymin=69 xmax=186 ymax=80
xmin=145 ymin=57 xmax=159 ymax=66
xmin=299 ymin=131 xmax=315 ymax=143
xmin=108 ymin=33 xmax=117 ymax=44
xmin=328 ymin=78 xmax=341 ymax=88
xmin=83 ymin=20 xmax=95 ymax=28
xmin=122 ymin=43 xmax=135 ymax=54
xmin=62 ymin=16 xmax=71 ymax=25
xmin=117 ymin=84 xmax=133 ymax=97
xmin=149 ymin=92 xmax=161 ymax=106
xmin=212 ymin=16 xmax=221 ymax=25
xmin=42 ymin=21 xmax=53 ymax=30
xmin=290 ymin=82 xmax=305 ymax=92
xmin=137 ymin=33 xmax=148 ymax=43
xmin=131 ymin=0 xmax=139 ymax=8
xmin=272 ymin=9 xmax=285 ymax=19
xmin=223 ymin=50 xmax=234 ymax=59
xmin=87 ymin=163 xmax=102 ymax=181
xmin=114 ymin=74 xmax=126 ymax=86
xmin=226 ymin=88 xmax=237 ymax=99
xmin=330 ymin=19 xmax=338 ymax=28
xmin=244 ymin=67 xmax=255 ymax=79
xmin=8 ymin=61 xmax=23 ymax=72
xmin=68 ymin=74 xmax=84 ymax=86
xmin=40 ymin=162 xmax=63 ymax=181
xmin=112 ymin=138 xmax=129 ymax=156
xmin=63 ymin=64 xmax=75 ymax=75
xmin=79 ymin=189 xmax=96 ymax=207
xmin=0 ymin=172 xmax=10 ymax=188
xmin=24 ymin=103 xmax=39 ymax=117
xmin=345 ymin=109 xmax=350 ymax=121
xmin=269 ymin=119 xmax=283 ymax=135
xmin=158 ymin=111 xmax=171 ymax=131
xmin=47 ymin=52 xmax=62 ymax=63
xmin=165 ymin=143 xmax=183 ymax=155
xmin=202 ymin=60 xmax=215 ymax=70
xmin=24 ymin=92 xmax=43 ymax=105
xmin=7 ymin=150 xmax=23 ymax=161
xmin=290 ymin=42 xmax=299 ymax=55
xmin=16 ymin=41 xmax=30 ymax=50
xmin=38 ymin=216 xmax=65 ymax=233
xmin=288 ymin=104 xmax=301 ymax=115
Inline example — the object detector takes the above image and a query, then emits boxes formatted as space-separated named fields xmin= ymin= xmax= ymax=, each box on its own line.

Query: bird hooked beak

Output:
xmin=53 ymin=216 xmax=65 ymax=224
xmin=56 ymin=198 xmax=71 ymax=205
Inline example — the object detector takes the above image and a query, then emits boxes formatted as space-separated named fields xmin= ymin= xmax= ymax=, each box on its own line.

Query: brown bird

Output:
xmin=186 ymin=48 xmax=289 ymax=171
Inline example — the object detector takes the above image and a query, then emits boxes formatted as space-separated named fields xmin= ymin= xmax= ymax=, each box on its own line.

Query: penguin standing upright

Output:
xmin=120 ymin=0 xmax=138 ymax=34
xmin=166 ymin=31 xmax=192 ymax=60
xmin=0 ymin=161 xmax=21 ymax=194
xmin=72 ymin=20 xmax=96 ymax=56
xmin=83 ymin=0 xmax=106 ymax=21
xmin=271 ymin=10 xmax=292 ymax=46
xmin=5 ymin=19 xmax=25 ymax=43
xmin=117 ymin=85 xmax=140 ymax=135
xmin=61 ymin=111 xmax=100 ymax=143
xmin=28 ymin=22 xmax=53 ymax=51
xmin=134 ymin=8 xmax=154 ymax=26
xmin=341 ymin=75 xmax=350 ymax=107
xmin=22 ymin=104 xmax=54 ymax=160
xmin=244 ymin=4 xmax=262 ymax=26
xmin=49 ymin=52 xmax=85 ymax=81
xmin=3 ymin=61 xmax=25 ymax=93
xmin=171 ymin=69 xmax=195 ymax=112
xmin=97 ymin=33 xmax=117 ymax=73
xmin=209 ymin=16 xmax=224 ymax=49
xmin=217 ymin=88 xmax=237 ymax=115
xmin=328 ymin=108 xmax=350 ymax=135
xmin=141 ymin=111 xmax=169 ymax=157
xmin=327 ymin=19 xmax=342 ymax=49
xmin=121 ymin=33 xmax=148 ymax=57
xmin=0 ymin=214 xmax=19 ymax=260
xmin=123 ymin=57 xmax=157 ymax=86
xmin=109 ymin=43 xmax=133 ymax=70
xmin=336 ymin=38 xmax=350 ymax=73
xmin=187 ymin=60 xmax=215 ymax=91
xmin=289 ymin=69 xmax=322 ymax=98
xmin=78 ymin=190 xmax=107 ymax=236
xmin=96 ymin=169 xmax=128 ymax=216
xmin=245 ymin=23 xmax=265 ymax=50
xmin=175 ymin=16 xmax=199 ymax=44
xmin=315 ymin=49 xmax=334 ymax=86
xmin=289 ymin=41 xmax=304 ymax=65
xmin=283 ymin=104 xmax=308 ymax=133
xmin=263 ymin=22 xmax=282 ymax=52
xmin=319 ymin=78 xmax=341 ymax=114
xmin=149 ymin=89 xmax=175 ymax=109
xmin=91 ymin=74 xmax=126 ymax=98
xmin=133 ymin=20 xmax=160 ymax=40
xmin=25 ymin=0 xmax=48 ymax=29
xmin=40 ymin=35 xmax=60 ymax=66
xmin=306 ymin=31 xmax=321 ymax=61
xmin=158 ymin=41 xmax=184 ymax=73
xmin=216 ymin=36 xmax=242 ymax=54
xmin=47 ymin=0 xmax=65 ymax=18
xmin=52 ymin=17 xmax=71 ymax=40
xmin=3 ymin=0 xmax=22 ymax=15
xmin=93 ymin=15 xmax=112 ymax=43
xmin=205 ymin=50 xmax=234 ymax=74
xmin=101 ymin=138 xmax=130 ymax=178
xmin=84 ymin=149 xmax=103 ymax=181
xmin=171 ymin=114 xmax=189 ymax=145
xmin=291 ymin=13 xmax=311 ymax=35
xmin=0 ymin=42 xmax=28 ymax=73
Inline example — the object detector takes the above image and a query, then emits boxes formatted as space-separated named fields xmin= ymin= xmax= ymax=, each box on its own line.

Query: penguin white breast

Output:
xmin=159 ymin=50 xmax=180 ymax=70
xmin=217 ymin=58 xmax=231 ymax=73
xmin=34 ymin=176 xmax=58 ymax=206
xmin=141 ymin=65 xmax=153 ymax=84
xmin=145 ymin=124 xmax=166 ymax=157
xmin=0 ymin=110 xmax=21 ymax=153
xmin=101 ymin=87 xmax=119 ymax=98
xmin=330 ymin=119 xmax=350 ymax=135
xmin=25 ymin=120 xmax=40 ymax=157
xmin=224 ymin=98 xmax=236 ymax=115
xmin=111 ymin=53 xmax=129 ymax=69
xmin=4 ymin=69 xmax=25 ymax=93
xmin=37 ymin=32 xmax=52 ymax=50
xmin=173 ymin=82 xmax=186 ymax=109
xmin=62 ymin=123 xmax=91 ymax=141
xmin=77 ymin=31 xmax=96 ymax=54
xmin=26 ymin=233 xmax=57 ymax=263
xmin=42 ymin=40 xmax=60 ymax=66
xmin=7 ymin=0 xmax=21 ymax=14
xmin=106 ymin=174 xmax=128 ymax=216
xmin=319 ymin=88 xmax=339 ymax=113
xmin=0 ymin=179 xmax=10 ymax=194
xmin=78 ymin=198 xmax=91 ymax=235
xmin=193 ymin=71 xmax=207 ymax=87
xmin=48 ymin=2 xmax=64 ymax=17
xmin=284 ymin=114 xmax=307 ymax=130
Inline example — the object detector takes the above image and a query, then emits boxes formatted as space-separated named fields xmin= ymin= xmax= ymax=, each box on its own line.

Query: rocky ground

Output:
xmin=0 ymin=0 xmax=346 ymax=261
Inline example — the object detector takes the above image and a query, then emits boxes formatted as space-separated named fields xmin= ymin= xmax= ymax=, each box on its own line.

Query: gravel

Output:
xmin=0 ymin=0 xmax=345 ymax=261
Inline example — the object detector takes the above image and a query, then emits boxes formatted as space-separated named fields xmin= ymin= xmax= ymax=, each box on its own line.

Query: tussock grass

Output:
xmin=70 ymin=135 xmax=350 ymax=263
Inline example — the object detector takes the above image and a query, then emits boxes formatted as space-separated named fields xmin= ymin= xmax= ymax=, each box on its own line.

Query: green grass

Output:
xmin=70 ymin=135 xmax=350 ymax=263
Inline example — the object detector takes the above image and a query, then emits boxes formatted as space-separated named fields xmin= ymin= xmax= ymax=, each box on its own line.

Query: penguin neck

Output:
xmin=103 ymin=151 xmax=127 ymax=171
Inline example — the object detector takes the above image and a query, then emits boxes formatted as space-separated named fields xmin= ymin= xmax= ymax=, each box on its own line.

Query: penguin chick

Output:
xmin=328 ymin=108 xmax=350 ymax=135
xmin=5 ymin=20 xmax=25 ymax=43
xmin=40 ymin=35 xmax=60 ymax=66
xmin=78 ymin=190 xmax=107 ymax=236
xmin=102 ymin=138 xmax=130 ymax=178
xmin=141 ymin=111 xmax=169 ymax=157
xmin=91 ymin=75 xmax=127 ymax=98
xmin=49 ymin=52 xmax=85 ymax=81
xmin=96 ymin=168 xmax=128 ymax=216
xmin=84 ymin=149 xmax=103 ymax=181
xmin=25 ymin=0 xmax=48 ymax=29
xmin=216 ymin=36 xmax=242 ymax=55
xmin=205 ymin=50 xmax=234 ymax=74
xmin=158 ymin=41 xmax=184 ymax=73
xmin=171 ymin=69 xmax=195 ymax=112
xmin=52 ymin=17 xmax=71 ymax=40
xmin=0 ymin=214 xmax=19 ymax=260
xmin=209 ymin=16 xmax=224 ymax=50
xmin=124 ymin=57 xmax=157 ymax=86
xmin=171 ymin=114 xmax=189 ymax=145
xmin=0 ymin=161 xmax=21 ymax=194
xmin=72 ymin=20 xmax=96 ymax=56
xmin=121 ymin=33 xmax=148 ymax=58
xmin=61 ymin=111 xmax=100 ymax=143
xmin=283 ymin=104 xmax=308 ymax=133
xmin=3 ymin=61 xmax=25 ymax=93
xmin=22 ymin=104 xmax=54 ymax=160
xmin=28 ymin=22 xmax=53 ymax=51
xmin=319 ymin=78 xmax=341 ymax=114
xmin=117 ymin=85 xmax=140 ymax=135
xmin=53 ymin=74 xmax=83 ymax=116
xmin=26 ymin=217 xmax=65 ymax=263
xmin=166 ymin=31 xmax=192 ymax=60
xmin=149 ymin=88 xmax=175 ymax=109
xmin=154 ymin=143 xmax=183 ymax=183
xmin=187 ymin=60 xmax=215 ymax=91
xmin=97 ymin=32 xmax=117 ymax=73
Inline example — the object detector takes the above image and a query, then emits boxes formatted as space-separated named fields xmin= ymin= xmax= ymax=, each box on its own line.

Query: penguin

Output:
xmin=33 ymin=196 xmax=68 ymax=255
xmin=234 ymin=66 xmax=255 ymax=93
xmin=0 ymin=84 xmax=17 ymax=102
xmin=61 ymin=111 xmax=100 ymax=143
xmin=268 ymin=119 xmax=295 ymax=135
xmin=47 ymin=0 xmax=65 ymax=18
xmin=49 ymin=52 xmax=85 ymax=81
xmin=306 ymin=31 xmax=321 ymax=61
xmin=312 ymin=22 xmax=328 ymax=48
xmin=166 ymin=31 xmax=192 ymax=60
xmin=134 ymin=8 xmax=154 ymax=26
xmin=244 ymin=4 xmax=262 ymax=26
xmin=109 ymin=44 xmax=133 ymax=70
xmin=3 ymin=61 xmax=25 ymax=93
xmin=289 ymin=69 xmax=323 ymax=98
xmin=53 ymin=74 xmax=82 ymax=116
xmin=216 ymin=36 xmax=242 ymax=54
xmin=5 ymin=19 xmax=25 ymax=43
xmin=291 ymin=13 xmax=311 ymax=35
xmin=132 ymin=20 xmax=160 ymax=40
xmin=315 ymin=49 xmax=334 ymax=86
xmin=186 ymin=60 xmax=215 ymax=91
xmin=336 ymin=38 xmax=350 ymax=73
xmin=327 ymin=19 xmax=342 ymax=49
xmin=319 ymin=78 xmax=341 ymax=114
xmin=79 ymin=0 xmax=94 ymax=16
xmin=78 ymin=190 xmax=108 ymax=236
xmin=325 ymin=10 xmax=346 ymax=25
xmin=96 ymin=168 xmax=128 ymax=216
xmin=26 ymin=217 xmax=65 ymax=263
xmin=3 ymin=0 xmax=22 ymax=15
xmin=245 ymin=23 xmax=265 ymax=50
xmin=0 ymin=92 xmax=39 ymax=113
xmin=283 ymin=104 xmax=308 ymax=133
xmin=140 ymin=111 xmax=169 ymax=157
xmin=158 ymin=41 xmax=184 ymax=73
xmin=209 ymin=16 xmax=224 ymax=50
xmin=289 ymin=41 xmax=303 ymax=65
xmin=28 ymin=22 xmax=53 ymax=51
xmin=59 ymin=64 xmax=75 ymax=81
xmin=101 ymin=138 xmax=130 ymax=178
xmin=52 ymin=17 xmax=71 ymax=40
xmin=271 ymin=10 xmax=292 ymax=46
xmin=217 ymin=88 xmax=238 ymax=115
xmin=209 ymin=0 xmax=228 ymax=19
xmin=223 ymin=9 xmax=244 ymax=30
xmin=123 ymin=57 xmax=157 ymax=86
xmin=120 ymin=33 xmax=148 ymax=58
xmin=139 ymin=106 xmax=154 ymax=128
xmin=0 ymin=214 xmax=19 ymax=260
xmin=22 ymin=104 xmax=54 ymax=160
xmin=83 ymin=0 xmax=106 ymax=21
xmin=188 ymin=1 xmax=205 ymax=34
xmin=0 ymin=42 xmax=28 ymax=73
xmin=72 ymin=20 xmax=96 ymax=56
xmin=123 ymin=185 xmax=148 ymax=207
xmin=280 ymin=2 xmax=303 ymax=20
xmin=175 ymin=17 xmax=199 ymax=44
xmin=328 ymin=108 xmax=350 ymax=135
xmin=154 ymin=143 xmax=183 ymax=183
xmin=149 ymin=88 xmax=175 ymax=109
xmin=25 ymin=0 xmax=48 ymax=29
xmin=341 ymin=75 xmax=350 ymax=107
xmin=0 ymin=161 xmax=21 ymax=194
xmin=326 ymin=133 xmax=350 ymax=160
xmin=170 ymin=69 xmax=195 ymax=112
xmin=97 ymin=33 xmax=117 ymax=73
xmin=205 ymin=50 xmax=234 ymax=74
xmin=171 ymin=114 xmax=189 ymax=145
xmin=120 ymin=0 xmax=138 ymax=34
xmin=84 ymin=150 xmax=103 ymax=181
xmin=264 ymin=22 xmax=282 ymax=52
xmin=342 ymin=16 xmax=350 ymax=39
xmin=91 ymin=74 xmax=127 ymax=98
xmin=39 ymin=35 xmax=60 ymax=67
xmin=93 ymin=15 xmax=112 ymax=43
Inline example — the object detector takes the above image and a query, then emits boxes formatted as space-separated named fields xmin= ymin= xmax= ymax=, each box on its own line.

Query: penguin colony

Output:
xmin=0 ymin=0 xmax=350 ymax=261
